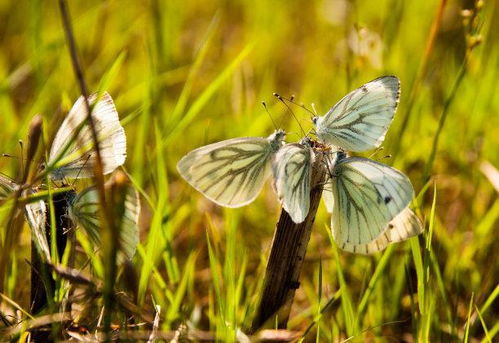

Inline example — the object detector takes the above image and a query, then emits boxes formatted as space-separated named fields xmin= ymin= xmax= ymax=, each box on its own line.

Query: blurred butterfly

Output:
xmin=23 ymin=183 xmax=140 ymax=263
xmin=313 ymin=76 xmax=400 ymax=152
xmin=0 ymin=174 xmax=61 ymax=262
xmin=0 ymin=173 xmax=20 ymax=202
xmin=0 ymin=172 xmax=58 ymax=261
xmin=177 ymin=130 xmax=286 ymax=207
xmin=47 ymin=92 xmax=126 ymax=180
xmin=0 ymin=92 xmax=135 ymax=262
xmin=68 ymin=183 xmax=140 ymax=261
xmin=322 ymin=150 xmax=422 ymax=254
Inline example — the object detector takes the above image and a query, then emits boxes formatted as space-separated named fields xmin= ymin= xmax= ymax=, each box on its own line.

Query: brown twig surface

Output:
xmin=251 ymin=151 xmax=327 ymax=332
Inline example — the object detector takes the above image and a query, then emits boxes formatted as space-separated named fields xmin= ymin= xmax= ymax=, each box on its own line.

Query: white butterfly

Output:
xmin=177 ymin=130 xmax=286 ymax=207
xmin=313 ymin=76 xmax=400 ymax=152
xmin=48 ymin=92 xmax=126 ymax=180
xmin=20 ymin=181 xmax=140 ymax=263
xmin=0 ymin=92 xmax=130 ymax=262
xmin=68 ymin=183 xmax=140 ymax=261
xmin=272 ymin=139 xmax=315 ymax=223
xmin=322 ymin=150 xmax=421 ymax=253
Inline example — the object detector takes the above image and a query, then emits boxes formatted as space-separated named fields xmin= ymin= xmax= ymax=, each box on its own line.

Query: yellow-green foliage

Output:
xmin=0 ymin=0 xmax=497 ymax=341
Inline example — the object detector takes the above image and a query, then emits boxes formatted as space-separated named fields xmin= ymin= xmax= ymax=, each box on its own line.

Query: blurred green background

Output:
xmin=0 ymin=0 xmax=497 ymax=341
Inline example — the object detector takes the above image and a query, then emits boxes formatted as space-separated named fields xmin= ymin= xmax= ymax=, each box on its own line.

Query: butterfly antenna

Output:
xmin=1 ymin=153 xmax=29 ymax=170
xmin=325 ymin=153 xmax=336 ymax=178
xmin=18 ymin=140 xmax=24 ymax=179
xmin=286 ymin=131 xmax=302 ymax=140
xmin=305 ymin=128 xmax=316 ymax=138
xmin=273 ymin=93 xmax=307 ymax=137
xmin=262 ymin=102 xmax=279 ymax=130
xmin=368 ymin=146 xmax=385 ymax=159
xmin=311 ymin=103 xmax=318 ymax=116
xmin=277 ymin=93 xmax=317 ymax=117
xmin=71 ymin=154 xmax=92 ymax=187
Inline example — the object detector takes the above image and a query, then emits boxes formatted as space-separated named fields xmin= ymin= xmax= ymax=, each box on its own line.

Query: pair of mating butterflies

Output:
xmin=177 ymin=76 xmax=423 ymax=254
xmin=0 ymin=93 xmax=139 ymax=262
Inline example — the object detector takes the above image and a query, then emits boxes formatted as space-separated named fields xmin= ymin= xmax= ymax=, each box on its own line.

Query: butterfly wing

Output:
xmin=0 ymin=173 xmax=19 ymax=201
xmin=322 ymin=181 xmax=334 ymax=214
xmin=69 ymin=185 xmax=140 ymax=261
xmin=118 ymin=186 xmax=140 ymax=260
xmin=0 ymin=176 xmax=50 ymax=260
xmin=49 ymin=92 xmax=126 ymax=180
xmin=314 ymin=76 xmax=400 ymax=152
xmin=338 ymin=207 xmax=423 ymax=254
xmin=24 ymin=195 xmax=51 ymax=262
xmin=272 ymin=143 xmax=314 ymax=223
xmin=330 ymin=157 xmax=414 ymax=247
xmin=177 ymin=131 xmax=285 ymax=207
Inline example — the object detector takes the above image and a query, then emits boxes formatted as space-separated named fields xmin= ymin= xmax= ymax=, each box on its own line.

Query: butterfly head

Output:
xmin=274 ymin=129 xmax=286 ymax=139
xmin=335 ymin=150 xmax=347 ymax=162
xmin=269 ymin=129 xmax=286 ymax=151
xmin=299 ymin=136 xmax=313 ymax=147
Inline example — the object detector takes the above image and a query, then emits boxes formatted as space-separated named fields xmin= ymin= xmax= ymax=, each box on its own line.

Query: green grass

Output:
xmin=0 ymin=0 xmax=498 ymax=341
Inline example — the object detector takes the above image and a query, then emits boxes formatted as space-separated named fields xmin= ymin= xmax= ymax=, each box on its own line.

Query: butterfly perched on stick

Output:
xmin=177 ymin=76 xmax=422 ymax=253
xmin=272 ymin=76 xmax=422 ymax=253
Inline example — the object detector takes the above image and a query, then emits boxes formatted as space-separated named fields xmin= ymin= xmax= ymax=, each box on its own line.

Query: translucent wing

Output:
xmin=330 ymin=157 xmax=414 ymax=247
xmin=0 ymin=173 xmax=19 ymax=201
xmin=338 ymin=207 xmax=423 ymax=254
xmin=322 ymin=181 xmax=334 ymax=214
xmin=49 ymin=92 xmax=126 ymax=180
xmin=69 ymin=185 xmax=140 ymax=261
xmin=177 ymin=130 xmax=285 ymax=207
xmin=24 ymin=195 xmax=51 ymax=262
xmin=0 ymin=176 xmax=51 ymax=260
xmin=314 ymin=76 xmax=400 ymax=151
xmin=272 ymin=143 xmax=314 ymax=223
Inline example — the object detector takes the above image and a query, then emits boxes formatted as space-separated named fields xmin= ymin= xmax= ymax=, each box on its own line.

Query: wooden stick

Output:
xmin=251 ymin=151 xmax=327 ymax=332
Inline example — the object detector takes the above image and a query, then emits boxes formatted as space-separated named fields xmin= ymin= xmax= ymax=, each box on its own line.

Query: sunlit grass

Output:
xmin=0 ymin=0 xmax=497 ymax=341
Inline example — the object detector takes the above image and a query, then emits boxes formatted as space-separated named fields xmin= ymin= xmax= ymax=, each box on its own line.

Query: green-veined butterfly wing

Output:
xmin=272 ymin=141 xmax=314 ymax=223
xmin=329 ymin=156 xmax=414 ymax=247
xmin=177 ymin=130 xmax=286 ymax=207
xmin=24 ymin=193 xmax=51 ymax=262
xmin=69 ymin=184 xmax=140 ymax=261
xmin=324 ymin=185 xmax=422 ymax=254
xmin=314 ymin=76 xmax=400 ymax=152
xmin=48 ymin=92 xmax=126 ymax=180
xmin=325 ymin=204 xmax=422 ymax=254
